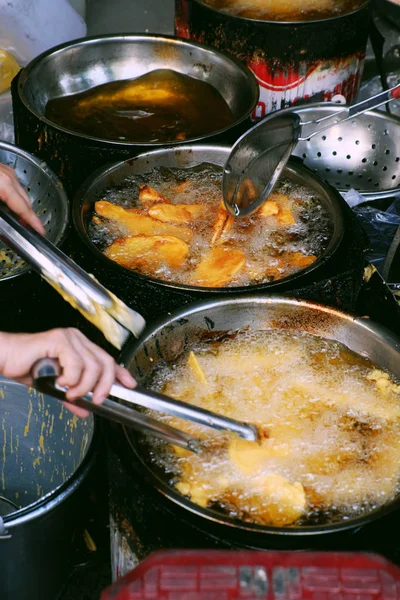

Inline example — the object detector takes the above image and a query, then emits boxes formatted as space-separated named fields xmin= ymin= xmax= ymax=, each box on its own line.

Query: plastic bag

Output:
xmin=342 ymin=188 xmax=400 ymax=273
xmin=0 ymin=48 xmax=18 ymax=142
xmin=68 ymin=0 xmax=86 ymax=19
xmin=0 ymin=0 xmax=87 ymax=143
xmin=0 ymin=92 xmax=14 ymax=143
xmin=0 ymin=50 xmax=20 ymax=94
xmin=0 ymin=0 xmax=87 ymax=66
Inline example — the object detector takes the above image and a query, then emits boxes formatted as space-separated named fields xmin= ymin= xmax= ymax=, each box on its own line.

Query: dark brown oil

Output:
xmin=45 ymin=69 xmax=235 ymax=143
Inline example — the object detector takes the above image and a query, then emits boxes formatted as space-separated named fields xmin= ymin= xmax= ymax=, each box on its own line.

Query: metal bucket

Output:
xmin=175 ymin=0 xmax=370 ymax=119
xmin=13 ymin=34 xmax=259 ymax=196
xmin=0 ymin=379 xmax=95 ymax=600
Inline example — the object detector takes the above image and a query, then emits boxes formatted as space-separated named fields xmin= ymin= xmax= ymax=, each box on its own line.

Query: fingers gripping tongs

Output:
xmin=32 ymin=358 xmax=259 ymax=453
xmin=0 ymin=203 xmax=145 ymax=349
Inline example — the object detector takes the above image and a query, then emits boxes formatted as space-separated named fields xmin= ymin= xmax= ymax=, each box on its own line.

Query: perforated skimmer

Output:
xmin=0 ymin=141 xmax=69 ymax=280
xmin=292 ymin=105 xmax=400 ymax=200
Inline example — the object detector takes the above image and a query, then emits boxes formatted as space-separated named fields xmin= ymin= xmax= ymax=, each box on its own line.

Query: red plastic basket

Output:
xmin=101 ymin=550 xmax=400 ymax=600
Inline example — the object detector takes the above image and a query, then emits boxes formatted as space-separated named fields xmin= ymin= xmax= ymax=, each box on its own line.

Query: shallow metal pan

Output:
xmin=119 ymin=295 xmax=400 ymax=537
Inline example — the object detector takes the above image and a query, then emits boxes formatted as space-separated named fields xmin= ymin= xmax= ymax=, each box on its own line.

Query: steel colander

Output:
xmin=290 ymin=104 xmax=400 ymax=201
xmin=0 ymin=141 xmax=69 ymax=281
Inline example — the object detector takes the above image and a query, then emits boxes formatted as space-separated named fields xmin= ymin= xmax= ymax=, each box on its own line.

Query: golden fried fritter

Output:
xmin=104 ymin=234 xmax=189 ymax=271
xmin=258 ymin=199 xmax=280 ymax=217
xmin=187 ymin=351 xmax=208 ymax=384
xmin=267 ymin=193 xmax=296 ymax=226
xmin=95 ymin=200 xmax=192 ymax=242
xmin=139 ymin=185 xmax=171 ymax=207
xmin=211 ymin=201 xmax=234 ymax=244
xmin=284 ymin=251 xmax=317 ymax=268
xmin=149 ymin=203 xmax=205 ymax=224
xmin=191 ymin=247 xmax=246 ymax=287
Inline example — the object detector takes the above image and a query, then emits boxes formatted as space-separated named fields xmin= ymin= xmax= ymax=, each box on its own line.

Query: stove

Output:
xmin=106 ymin=269 xmax=400 ymax=581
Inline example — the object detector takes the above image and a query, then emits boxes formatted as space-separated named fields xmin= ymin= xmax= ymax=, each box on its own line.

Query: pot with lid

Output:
xmin=175 ymin=0 xmax=370 ymax=119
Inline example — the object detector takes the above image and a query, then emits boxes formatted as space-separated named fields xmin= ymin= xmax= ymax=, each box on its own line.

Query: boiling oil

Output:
xmin=145 ymin=329 xmax=400 ymax=527
xmin=89 ymin=164 xmax=332 ymax=287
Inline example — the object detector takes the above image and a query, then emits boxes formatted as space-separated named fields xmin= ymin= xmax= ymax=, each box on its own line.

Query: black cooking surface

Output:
xmin=57 ymin=438 xmax=112 ymax=600
xmin=104 ymin=269 xmax=400 ymax=565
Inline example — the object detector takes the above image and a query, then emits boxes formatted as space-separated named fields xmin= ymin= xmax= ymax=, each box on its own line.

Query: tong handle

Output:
xmin=111 ymin=383 xmax=259 ymax=442
xmin=0 ymin=203 xmax=112 ymax=307
xmin=300 ymin=83 xmax=400 ymax=141
xmin=32 ymin=358 xmax=201 ymax=452
xmin=0 ymin=203 xmax=146 ymax=340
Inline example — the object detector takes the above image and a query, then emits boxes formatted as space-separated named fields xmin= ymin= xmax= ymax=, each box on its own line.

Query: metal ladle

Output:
xmin=223 ymin=82 xmax=400 ymax=218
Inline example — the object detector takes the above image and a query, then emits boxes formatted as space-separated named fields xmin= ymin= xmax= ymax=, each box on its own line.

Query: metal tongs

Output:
xmin=32 ymin=358 xmax=259 ymax=453
xmin=0 ymin=203 xmax=145 ymax=348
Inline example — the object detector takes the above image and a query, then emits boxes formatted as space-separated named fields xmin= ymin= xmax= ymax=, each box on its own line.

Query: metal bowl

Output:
xmin=0 ymin=379 xmax=94 ymax=518
xmin=284 ymin=103 xmax=400 ymax=201
xmin=73 ymin=144 xmax=344 ymax=293
xmin=120 ymin=295 xmax=400 ymax=537
xmin=0 ymin=141 xmax=69 ymax=281
xmin=17 ymin=34 xmax=259 ymax=146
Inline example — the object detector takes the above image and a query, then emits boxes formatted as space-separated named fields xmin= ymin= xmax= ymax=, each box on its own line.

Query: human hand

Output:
xmin=0 ymin=163 xmax=45 ymax=234
xmin=0 ymin=328 xmax=136 ymax=417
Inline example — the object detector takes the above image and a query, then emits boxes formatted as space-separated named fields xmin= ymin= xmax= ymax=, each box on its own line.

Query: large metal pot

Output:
xmin=0 ymin=379 xmax=96 ymax=600
xmin=12 ymin=34 xmax=258 ymax=196
xmin=119 ymin=295 xmax=400 ymax=542
xmin=175 ymin=0 xmax=370 ymax=119
xmin=71 ymin=144 xmax=369 ymax=322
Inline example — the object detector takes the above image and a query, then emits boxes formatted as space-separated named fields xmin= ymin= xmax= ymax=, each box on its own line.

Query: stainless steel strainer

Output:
xmin=289 ymin=104 xmax=400 ymax=201
xmin=0 ymin=141 xmax=69 ymax=281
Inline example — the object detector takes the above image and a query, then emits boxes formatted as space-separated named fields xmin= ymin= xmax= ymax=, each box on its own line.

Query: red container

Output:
xmin=176 ymin=0 xmax=370 ymax=120
xmin=102 ymin=550 xmax=400 ymax=599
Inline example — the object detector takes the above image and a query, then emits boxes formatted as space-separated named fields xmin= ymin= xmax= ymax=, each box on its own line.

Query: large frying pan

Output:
xmin=119 ymin=296 xmax=400 ymax=539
